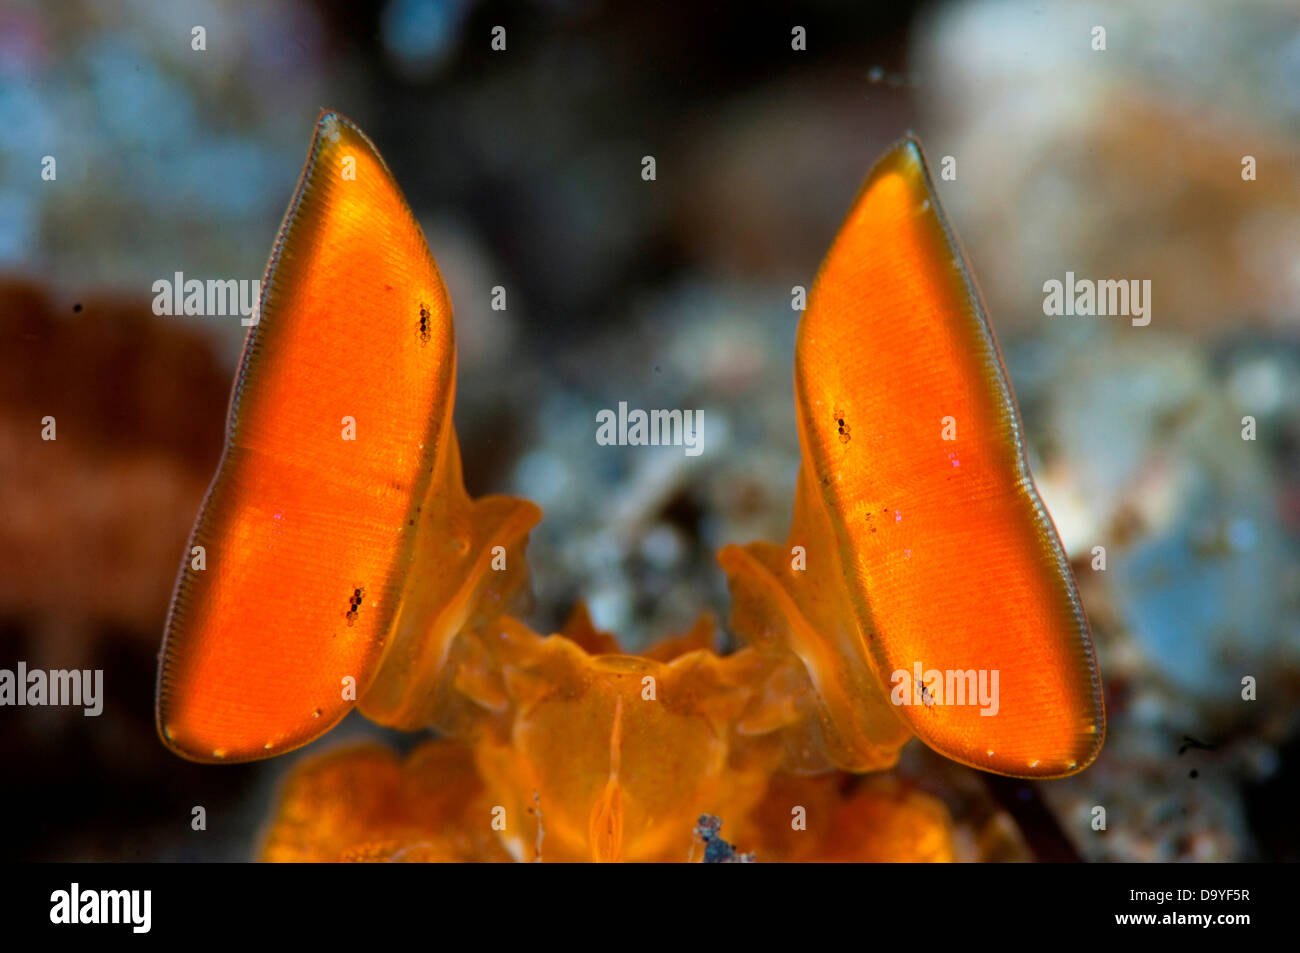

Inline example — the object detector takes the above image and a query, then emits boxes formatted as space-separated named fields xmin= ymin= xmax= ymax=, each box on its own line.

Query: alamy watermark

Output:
xmin=1042 ymin=271 xmax=1151 ymax=327
xmin=890 ymin=661 xmax=999 ymax=716
xmin=596 ymin=401 xmax=703 ymax=457
xmin=50 ymin=884 xmax=150 ymax=933
xmin=152 ymin=272 xmax=260 ymax=326
xmin=0 ymin=663 xmax=103 ymax=716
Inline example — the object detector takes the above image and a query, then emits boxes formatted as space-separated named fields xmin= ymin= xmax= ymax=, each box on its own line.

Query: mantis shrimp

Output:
xmin=155 ymin=112 xmax=1103 ymax=862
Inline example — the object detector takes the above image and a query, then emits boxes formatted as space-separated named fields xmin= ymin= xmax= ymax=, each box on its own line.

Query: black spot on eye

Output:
xmin=346 ymin=586 xmax=365 ymax=626
xmin=419 ymin=303 xmax=431 ymax=343
xmin=918 ymin=677 xmax=935 ymax=707
xmin=833 ymin=407 xmax=851 ymax=443
xmin=72 ymin=302 xmax=83 ymax=313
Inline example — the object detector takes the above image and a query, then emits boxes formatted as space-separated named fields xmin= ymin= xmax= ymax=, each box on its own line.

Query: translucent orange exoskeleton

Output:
xmin=157 ymin=113 xmax=1103 ymax=861
xmin=721 ymin=139 xmax=1103 ymax=778
xmin=156 ymin=113 xmax=538 ymax=762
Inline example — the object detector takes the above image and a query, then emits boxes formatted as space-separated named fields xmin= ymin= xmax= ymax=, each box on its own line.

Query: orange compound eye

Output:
xmin=789 ymin=136 xmax=1103 ymax=778
xmin=156 ymin=111 xmax=459 ymax=762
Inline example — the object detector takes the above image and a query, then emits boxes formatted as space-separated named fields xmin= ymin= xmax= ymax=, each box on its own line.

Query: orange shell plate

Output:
xmin=794 ymin=138 xmax=1103 ymax=777
xmin=156 ymin=113 xmax=456 ymax=761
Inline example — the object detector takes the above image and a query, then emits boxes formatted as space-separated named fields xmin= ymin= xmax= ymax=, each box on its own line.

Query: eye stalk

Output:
xmin=155 ymin=111 xmax=537 ymax=762
xmin=723 ymin=136 xmax=1104 ymax=779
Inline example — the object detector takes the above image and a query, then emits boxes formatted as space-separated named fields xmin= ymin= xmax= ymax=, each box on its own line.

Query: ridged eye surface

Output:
xmin=792 ymin=137 xmax=1103 ymax=778
xmin=156 ymin=112 xmax=457 ymax=762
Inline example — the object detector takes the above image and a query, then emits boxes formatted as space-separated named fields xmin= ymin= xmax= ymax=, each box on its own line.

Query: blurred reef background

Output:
xmin=0 ymin=0 xmax=1297 ymax=861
